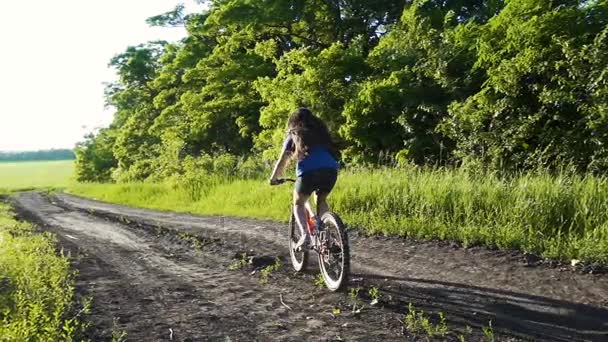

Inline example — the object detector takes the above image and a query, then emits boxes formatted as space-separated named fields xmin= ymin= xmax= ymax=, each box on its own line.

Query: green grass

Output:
xmin=67 ymin=166 xmax=608 ymax=263
xmin=0 ymin=201 xmax=85 ymax=340
xmin=403 ymin=303 xmax=448 ymax=338
xmin=0 ymin=160 xmax=74 ymax=192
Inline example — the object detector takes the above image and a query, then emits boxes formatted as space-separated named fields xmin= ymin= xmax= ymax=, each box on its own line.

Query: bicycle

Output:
xmin=271 ymin=178 xmax=350 ymax=291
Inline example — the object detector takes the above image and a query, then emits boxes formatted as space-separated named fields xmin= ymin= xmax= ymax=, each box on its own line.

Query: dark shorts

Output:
xmin=295 ymin=168 xmax=338 ymax=195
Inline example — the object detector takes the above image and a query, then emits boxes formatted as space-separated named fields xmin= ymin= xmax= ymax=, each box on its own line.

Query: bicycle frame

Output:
xmin=303 ymin=200 xmax=317 ymax=234
xmin=273 ymin=177 xmax=349 ymax=291
xmin=273 ymin=178 xmax=318 ymax=234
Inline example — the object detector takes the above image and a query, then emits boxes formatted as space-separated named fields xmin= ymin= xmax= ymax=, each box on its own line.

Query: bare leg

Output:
xmin=316 ymin=192 xmax=330 ymax=218
xmin=304 ymin=200 xmax=315 ymax=219
xmin=293 ymin=190 xmax=310 ymax=239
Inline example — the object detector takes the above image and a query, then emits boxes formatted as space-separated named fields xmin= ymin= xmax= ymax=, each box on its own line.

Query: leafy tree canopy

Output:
xmin=76 ymin=0 xmax=608 ymax=181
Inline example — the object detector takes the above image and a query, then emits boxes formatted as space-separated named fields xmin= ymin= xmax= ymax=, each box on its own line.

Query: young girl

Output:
xmin=269 ymin=108 xmax=339 ymax=250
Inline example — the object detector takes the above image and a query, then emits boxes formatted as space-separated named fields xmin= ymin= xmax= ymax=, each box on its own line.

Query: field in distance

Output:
xmin=0 ymin=160 xmax=74 ymax=191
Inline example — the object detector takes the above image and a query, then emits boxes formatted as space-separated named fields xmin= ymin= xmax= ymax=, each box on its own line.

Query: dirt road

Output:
xmin=10 ymin=192 xmax=608 ymax=341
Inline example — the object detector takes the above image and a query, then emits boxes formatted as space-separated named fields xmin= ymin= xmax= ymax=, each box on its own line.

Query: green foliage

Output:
xmin=171 ymin=29 xmax=271 ymax=158
xmin=74 ymin=1 xmax=409 ymax=180
xmin=340 ymin=0 xmax=499 ymax=164
xmin=174 ymin=155 xmax=219 ymax=201
xmin=228 ymin=253 xmax=250 ymax=271
xmin=313 ymin=273 xmax=325 ymax=288
xmin=146 ymin=4 xmax=186 ymax=27
xmin=108 ymin=42 xmax=166 ymax=89
xmin=75 ymin=129 xmax=117 ymax=182
xmin=111 ymin=317 xmax=128 ymax=342
xmin=368 ymin=286 xmax=380 ymax=302
xmin=348 ymin=286 xmax=362 ymax=313
xmin=255 ymin=40 xmax=367 ymax=157
xmin=482 ymin=320 xmax=495 ymax=342
xmin=444 ymin=0 xmax=608 ymax=171
xmin=75 ymin=0 xmax=608 ymax=179
xmin=403 ymin=303 xmax=448 ymax=337
xmin=72 ymin=1 xmax=608 ymax=263
xmin=0 ymin=203 xmax=84 ymax=340
xmin=68 ymin=166 xmax=608 ymax=263
xmin=259 ymin=257 xmax=281 ymax=284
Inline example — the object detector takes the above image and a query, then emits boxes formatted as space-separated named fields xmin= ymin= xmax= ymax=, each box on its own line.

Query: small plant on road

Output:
xmin=403 ymin=303 xmax=448 ymax=337
xmin=482 ymin=320 xmax=495 ymax=342
xmin=458 ymin=325 xmax=473 ymax=341
xmin=348 ymin=287 xmax=362 ymax=314
xmin=154 ymin=223 xmax=165 ymax=237
xmin=314 ymin=273 xmax=325 ymax=288
xmin=178 ymin=232 xmax=204 ymax=250
xmin=368 ymin=286 xmax=380 ymax=305
xmin=111 ymin=317 xmax=127 ymax=342
xmin=259 ymin=257 xmax=281 ymax=284
xmin=348 ymin=287 xmax=360 ymax=303
xmin=228 ymin=253 xmax=249 ymax=271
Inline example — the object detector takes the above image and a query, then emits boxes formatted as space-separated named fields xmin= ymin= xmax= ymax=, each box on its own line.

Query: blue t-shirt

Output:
xmin=283 ymin=134 xmax=338 ymax=177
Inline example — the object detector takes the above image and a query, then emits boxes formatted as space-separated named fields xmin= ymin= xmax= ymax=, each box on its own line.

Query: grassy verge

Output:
xmin=0 ymin=199 xmax=85 ymax=340
xmin=67 ymin=166 xmax=608 ymax=263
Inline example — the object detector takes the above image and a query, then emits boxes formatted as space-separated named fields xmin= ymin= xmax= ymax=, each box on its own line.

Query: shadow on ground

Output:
xmin=353 ymin=272 xmax=608 ymax=341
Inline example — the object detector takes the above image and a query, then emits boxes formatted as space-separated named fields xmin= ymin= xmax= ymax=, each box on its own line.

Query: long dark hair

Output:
xmin=287 ymin=108 xmax=337 ymax=160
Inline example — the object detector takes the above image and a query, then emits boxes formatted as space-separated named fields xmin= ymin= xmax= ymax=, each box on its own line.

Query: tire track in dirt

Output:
xmin=12 ymin=192 xmax=403 ymax=341
xmin=11 ymin=192 xmax=608 ymax=341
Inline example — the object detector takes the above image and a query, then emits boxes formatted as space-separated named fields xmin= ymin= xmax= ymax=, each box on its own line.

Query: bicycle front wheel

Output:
xmin=289 ymin=212 xmax=308 ymax=272
xmin=318 ymin=212 xmax=350 ymax=291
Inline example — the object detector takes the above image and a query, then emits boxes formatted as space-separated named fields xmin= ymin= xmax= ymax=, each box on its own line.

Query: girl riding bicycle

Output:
xmin=269 ymin=108 xmax=339 ymax=250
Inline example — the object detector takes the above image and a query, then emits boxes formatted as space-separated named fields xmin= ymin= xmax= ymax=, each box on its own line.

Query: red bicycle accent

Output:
xmin=272 ymin=177 xmax=350 ymax=291
xmin=306 ymin=213 xmax=316 ymax=234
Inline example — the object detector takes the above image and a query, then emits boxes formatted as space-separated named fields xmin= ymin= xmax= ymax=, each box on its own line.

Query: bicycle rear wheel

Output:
xmin=318 ymin=212 xmax=350 ymax=291
xmin=289 ymin=212 xmax=308 ymax=272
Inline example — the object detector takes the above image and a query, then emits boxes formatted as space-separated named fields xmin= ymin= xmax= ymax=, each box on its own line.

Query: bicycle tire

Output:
xmin=318 ymin=212 xmax=350 ymax=291
xmin=288 ymin=212 xmax=308 ymax=272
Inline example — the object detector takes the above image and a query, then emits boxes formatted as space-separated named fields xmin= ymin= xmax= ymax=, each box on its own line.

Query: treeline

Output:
xmin=76 ymin=0 xmax=608 ymax=182
xmin=0 ymin=149 xmax=74 ymax=162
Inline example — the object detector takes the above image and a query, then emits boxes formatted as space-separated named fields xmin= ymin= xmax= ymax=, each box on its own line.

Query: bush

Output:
xmin=0 ymin=203 xmax=85 ymax=340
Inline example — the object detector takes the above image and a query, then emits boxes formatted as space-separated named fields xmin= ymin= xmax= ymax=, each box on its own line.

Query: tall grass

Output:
xmin=0 ymin=202 xmax=85 ymax=340
xmin=333 ymin=167 xmax=608 ymax=262
xmin=67 ymin=166 xmax=608 ymax=263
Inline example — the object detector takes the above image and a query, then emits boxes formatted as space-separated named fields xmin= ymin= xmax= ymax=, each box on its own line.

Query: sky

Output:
xmin=0 ymin=0 xmax=204 ymax=152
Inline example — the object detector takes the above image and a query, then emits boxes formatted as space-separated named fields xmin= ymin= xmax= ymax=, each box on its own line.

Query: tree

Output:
xmin=75 ymin=0 xmax=608 ymax=182
xmin=443 ymin=0 xmax=608 ymax=171
xmin=339 ymin=0 xmax=503 ymax=164
xmin=255 ymin=40 xmax=367 ymax=159
xmin=74 ymin=129 xmax=117 ymax=182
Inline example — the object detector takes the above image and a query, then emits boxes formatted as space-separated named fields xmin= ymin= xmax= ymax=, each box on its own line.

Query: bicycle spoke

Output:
xmin=319 ymin=225 xmax=344 ymax=282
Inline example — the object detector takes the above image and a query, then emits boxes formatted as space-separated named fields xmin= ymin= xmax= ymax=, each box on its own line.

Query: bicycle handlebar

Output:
xmin=270 ymin=178 xmax=296 ymax=185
